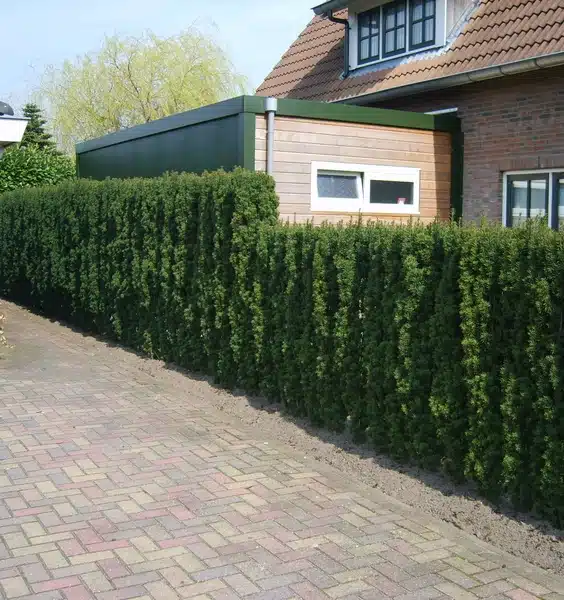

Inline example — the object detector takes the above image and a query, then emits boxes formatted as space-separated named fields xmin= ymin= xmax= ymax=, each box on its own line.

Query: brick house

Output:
xmin=257 ymin=0 xmax=564 ymax=227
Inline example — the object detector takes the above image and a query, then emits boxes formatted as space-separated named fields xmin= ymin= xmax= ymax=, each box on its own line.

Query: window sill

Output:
xmin=352 ymin=43 xmax=443 ymax=71
xmin=312 ymin=208 xmax=420 ymax=217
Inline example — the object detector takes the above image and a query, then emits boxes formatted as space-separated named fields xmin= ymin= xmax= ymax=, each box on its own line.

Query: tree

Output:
xmin=38 ymin=29 xmax=248 ymax=153
xmin=20 ymin=103 xmax=57 ymax=152
xmin=0 ymin=145 xmax=75 ymax=194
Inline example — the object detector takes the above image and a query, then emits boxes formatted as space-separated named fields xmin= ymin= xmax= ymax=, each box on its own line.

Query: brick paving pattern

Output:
xmin=0 ymin=301 xmax=563 ymax=600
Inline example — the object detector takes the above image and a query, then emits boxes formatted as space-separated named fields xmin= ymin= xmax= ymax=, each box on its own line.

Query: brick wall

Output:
xmin=369 ymin=66 xmax=564 ymax=222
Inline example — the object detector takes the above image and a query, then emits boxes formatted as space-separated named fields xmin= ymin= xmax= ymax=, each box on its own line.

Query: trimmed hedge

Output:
xmin=1 ymin=171 xmax=564 ymax=526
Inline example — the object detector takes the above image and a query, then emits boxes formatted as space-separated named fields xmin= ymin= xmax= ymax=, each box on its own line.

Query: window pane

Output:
xmin=558 ymin=178 xmax=564 ymax=229
xmin=397 ymin=5 xmax=406 ymax=26
xmin=397 ymin=26 xmax=405 ymax=49
xmin=413 ymin=0 xmax=423 ymax=21
xmin=370 ymin=35 xmax=379 ymax=57
xmin=530 ymin=179 xmax=547 ymax=218
xmin=360 ymin=38 xmax=370 ymax=60
xmin=510 ymin=180 xmax=528 ymax=225
xmin=412 ymin=21 xmax=423 ymax=45
xmin=425 ymin=0 xmax=435 ymax=16
xmin=386 ymin=11 xmax=395 ymax=29
xmin=360 ymin=18 xmax=370 ymax=38
xmin=318 ymin=173 xmax=360 ymax=199
xmin=424 ymin=18 xmax=434 ymax=42
xmin=370 ymin=10 xmax=379 ymax=29
xmin=370 ymin=180 xmax=414 ymax=205
xmin=385 ymin=30 xmax=395 ymax=52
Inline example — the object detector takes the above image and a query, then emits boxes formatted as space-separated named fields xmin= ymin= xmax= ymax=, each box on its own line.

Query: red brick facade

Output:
xmin=370 ymin=66 xmax=564 ymax=222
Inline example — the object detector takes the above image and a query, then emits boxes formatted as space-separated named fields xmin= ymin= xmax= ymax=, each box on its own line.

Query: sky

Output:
xmin=1 ymin=0 xmax=312 ymax=112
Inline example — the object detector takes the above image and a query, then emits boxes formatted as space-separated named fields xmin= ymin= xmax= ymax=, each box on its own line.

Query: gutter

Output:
xmin=265 ymin=97 xmax=278 ymax=175
xmin=327 ymin=11 xmax=350 ymax=78
xmin=336 ymin=51 xmax=564 ymax=104
xmin=312 ymin=0 xmax=347 ymax=15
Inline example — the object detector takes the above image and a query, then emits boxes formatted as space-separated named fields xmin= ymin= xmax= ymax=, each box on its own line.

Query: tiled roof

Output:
xmin=256 ymin=0 xmax=564 ymax=102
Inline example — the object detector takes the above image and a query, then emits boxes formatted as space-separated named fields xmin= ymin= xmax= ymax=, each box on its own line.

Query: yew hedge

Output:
xmin=1 ymin=171 xmax=564 ymax=526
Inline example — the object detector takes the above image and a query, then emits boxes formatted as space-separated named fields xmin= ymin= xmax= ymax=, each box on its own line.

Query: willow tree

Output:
xmin=38 ymin=29 xmax=248 ymax=153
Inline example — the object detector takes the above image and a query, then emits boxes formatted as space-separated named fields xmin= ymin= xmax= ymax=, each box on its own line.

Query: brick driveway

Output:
xmin=0 ymin=302 xmax=563 ymax=600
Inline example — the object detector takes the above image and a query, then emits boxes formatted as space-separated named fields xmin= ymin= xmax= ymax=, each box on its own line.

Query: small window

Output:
xmin=317 ymin=172 xmax=362 ymax=200
xmin=410 ymin=0 xmax=435 ymax=49
xmin=505 ymin=172 xmax=551 ymax=227
xmin=312 ymin=162 xmax=420 ymax=215
xmin=358 ymin=9 xmax=380 ymax=63
xmin=383 ymin=1 xmax=407 ymax=57
xmin=370 ymin=180 xmax=414 ymax=205
xmin=555 ymin=174 xmax=564 ymax=230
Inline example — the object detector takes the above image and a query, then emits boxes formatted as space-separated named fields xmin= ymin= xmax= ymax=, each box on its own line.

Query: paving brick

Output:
xmin=63 ymin=584 xmax=94 ymax=600
xmin=20 ymin=562 xmax=50 ymax=584
xmin=193 ymin=565 xmax=239 ymax=582
xmin=42 ymin=550 xmax=70 ymax=569
xmin=1 ymin=576 xmax=30 ymax=598
xmin=81 ymin=570 xmax=114 ymax=593
xmin=161 ymin=566 xmax=193 ymax=588
xmin=69 ymin=550 xmax=114 ymax=565
xmin=325 ymin=581 xmax=371 ymax=598
xmin=115 ymin=547 xmax=145 ymax=565
xmin=473 ymin=580 xmax=515 ymax=597
xmin=33 ymin=577 xmax=81 ymax=593
xmin=435 ymin=582 xmax=479 ymax=599
xmin=145 ymin=579 xmax=181 ymax=599
xmin=507 ymin=577 xmax=549 ymax=597
xmin=178 ymin=579 xmax=227 ymax=598
xmin=365 ymin=574 xmax=407 ymax=597
xmin=113 ymin=572 xmax=162 ymax=589
xmin=224 ymin=574 xmax=260 ymax=596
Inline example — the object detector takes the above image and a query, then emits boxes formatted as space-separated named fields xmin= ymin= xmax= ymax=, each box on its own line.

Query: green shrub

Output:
xmin=0 ymin=145 xmax=75 ymax=194
xmin=1 ymin=171 xmax=564 ymax=526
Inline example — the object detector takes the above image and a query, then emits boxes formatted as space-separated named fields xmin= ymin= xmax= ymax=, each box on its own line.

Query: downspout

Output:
xmin=265 ymin=97 xmax=278 ymax=175
xmin=327 ymin=11 xmax=350 ymax=78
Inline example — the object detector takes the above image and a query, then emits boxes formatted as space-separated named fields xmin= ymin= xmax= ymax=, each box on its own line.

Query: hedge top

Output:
xmin=75 ymin=95 xmax=461 ymax=155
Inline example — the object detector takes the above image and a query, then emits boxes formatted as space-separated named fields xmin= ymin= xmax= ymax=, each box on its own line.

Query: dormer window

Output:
xmin=351 ymin=0 xmax=445 ymax=69
xmin=410 ymin=0 xmax=436 ymax=49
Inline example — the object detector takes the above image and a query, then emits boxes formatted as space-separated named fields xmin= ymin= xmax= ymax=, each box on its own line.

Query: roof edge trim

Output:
xmin=336 ymin=51 xmax=564 ymax=105
xmin=312 ymin=0 xmax=348 ymax=16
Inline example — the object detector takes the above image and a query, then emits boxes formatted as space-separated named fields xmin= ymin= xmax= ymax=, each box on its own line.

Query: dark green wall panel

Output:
xmin=78 ymin=115 xmax=243 ymax=180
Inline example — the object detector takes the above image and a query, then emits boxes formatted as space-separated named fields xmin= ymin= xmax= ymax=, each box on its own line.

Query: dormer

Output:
xmin=313 ymin=0 xmax=477 ymax=75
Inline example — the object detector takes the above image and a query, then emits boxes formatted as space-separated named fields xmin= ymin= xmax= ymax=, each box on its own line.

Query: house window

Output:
xmin=358 ymin=10 xmax=380 ymax=63
xmin=355 ymin=0 xmax=439 ymax=67
xmin=383 ymin=1 xmax=407 ymax=57
xmin=311 ymin=162 xmax=420 ymax=215
xmin=410 ymin=0 xmax=435 ymax=49
xmin=317 ymin=171 xmax=363 ymax=201
xmin=555 ymin=174 xmax=564 ymax=230
xmin=504 ymin=170 xmax=564 ymax=229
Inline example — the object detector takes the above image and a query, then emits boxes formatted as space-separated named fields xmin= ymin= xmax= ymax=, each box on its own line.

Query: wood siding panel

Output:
xmin=256 ymin=115 xmax=453 ymax=224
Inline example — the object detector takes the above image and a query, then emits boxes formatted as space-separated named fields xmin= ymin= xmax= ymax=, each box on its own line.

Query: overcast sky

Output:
xmin=1 ymin=0 xmax=311 ymax=111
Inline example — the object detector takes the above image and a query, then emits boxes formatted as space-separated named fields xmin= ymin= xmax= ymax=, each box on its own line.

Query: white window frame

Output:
xmin=502 ymin=169 xmax=563 ymax=228
xmin=348 ymin=0 xmax=447 ymax=71
xmin=311 ymin=161 xmax=421 ymax=215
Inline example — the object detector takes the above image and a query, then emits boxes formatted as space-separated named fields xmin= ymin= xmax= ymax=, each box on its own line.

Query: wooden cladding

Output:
xmin=255 ymin=115 xmax=452 ymax=225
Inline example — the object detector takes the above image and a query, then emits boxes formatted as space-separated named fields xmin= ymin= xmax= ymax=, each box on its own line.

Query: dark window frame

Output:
xmin=382 ymin=0 xmax=407 ymax=57
xmin=357 ymin=8 xmax=380 ymax=64
xmin=409 ymin=0 xmax=436 ymax=50
xmin=506 ymin=173 xmax=549 ymax=227
xmin=551 ymin=172 xmax=564 ymax=230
